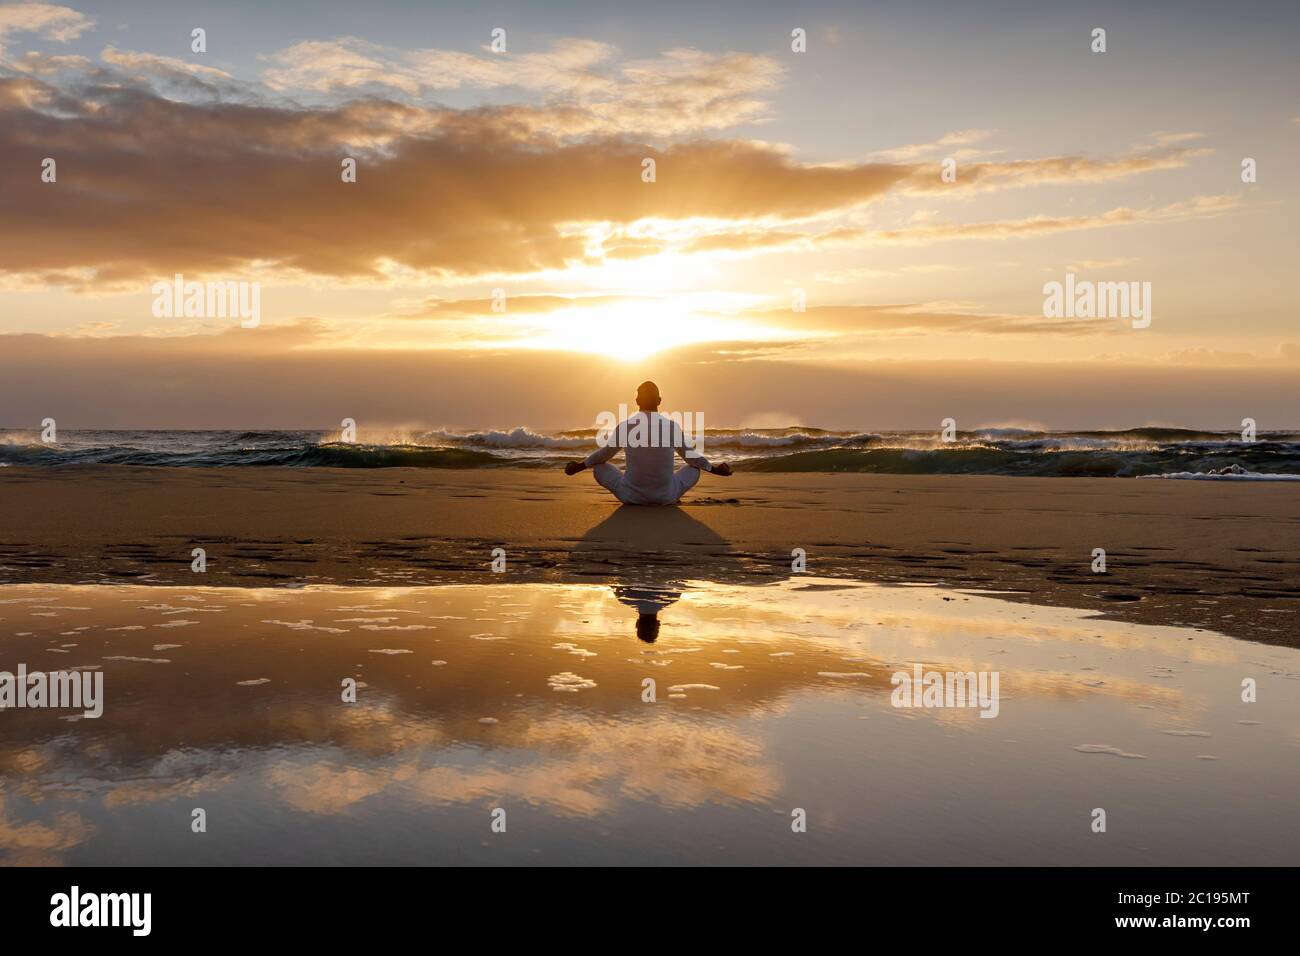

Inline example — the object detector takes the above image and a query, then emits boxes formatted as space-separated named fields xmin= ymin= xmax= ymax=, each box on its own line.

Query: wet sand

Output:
xmin=0 ymin=578 xmax=1296 ymax=866
xmin=1 ymin=465 xmax=1297 ymax=646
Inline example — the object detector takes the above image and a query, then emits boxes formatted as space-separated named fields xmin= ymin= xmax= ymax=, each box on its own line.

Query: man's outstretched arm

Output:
xmin=564 ymin=428 xmax=621 ymax=475
xmin=673 ymin=426 xmax=731 ymax=476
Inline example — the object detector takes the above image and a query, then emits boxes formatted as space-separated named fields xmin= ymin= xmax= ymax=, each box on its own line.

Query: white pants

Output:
xmin=592 ymin=463 xmax=701 ymax=505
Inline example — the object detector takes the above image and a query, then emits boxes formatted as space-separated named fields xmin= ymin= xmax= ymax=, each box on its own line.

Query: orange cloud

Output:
xmin=872 ymin=195 xmax=1239 ymax=244
xmin=0 ymin=47 xmax=1235 ymax=290
xmin=0 ymin=76 xmax=909 ymax=284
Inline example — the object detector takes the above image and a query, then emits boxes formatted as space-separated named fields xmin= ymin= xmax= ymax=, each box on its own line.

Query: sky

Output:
xmin=1 ymin=0 xmax=1297 ymax=429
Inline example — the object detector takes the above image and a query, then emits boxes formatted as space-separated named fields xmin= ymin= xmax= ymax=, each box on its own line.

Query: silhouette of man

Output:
xmin=563 ymin=381 xmax=732 ymax=504
xmin=614 ymin=583 xmax=681 ymax=643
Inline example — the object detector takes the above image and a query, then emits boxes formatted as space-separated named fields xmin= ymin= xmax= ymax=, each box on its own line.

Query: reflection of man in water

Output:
xmin=567 ymin=504 xmax=757 ymax=644
xmin=614 ymin=583 xmax=681 ymax=643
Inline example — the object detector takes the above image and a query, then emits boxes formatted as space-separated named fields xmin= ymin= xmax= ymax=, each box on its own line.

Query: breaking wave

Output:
xmin=2 ymin=426 xmax=1298 ymax=478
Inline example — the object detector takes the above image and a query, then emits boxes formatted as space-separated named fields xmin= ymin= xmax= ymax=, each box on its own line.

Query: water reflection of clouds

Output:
xmin=0 ymin=577 xmax=1297 ymax=864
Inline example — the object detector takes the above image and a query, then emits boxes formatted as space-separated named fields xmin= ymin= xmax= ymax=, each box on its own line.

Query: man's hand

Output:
xmin=564 ymin=460 xmax=586 ymax=476
xmin=712 ymin=462 xmax=733 ymax=477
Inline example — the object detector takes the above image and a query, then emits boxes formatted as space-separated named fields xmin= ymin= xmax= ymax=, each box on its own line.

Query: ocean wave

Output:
xmin=1075 ymin=426 xmax=1293 ymax=443
xmin=710 ymin=431 xmax=829 ymax=447
xmin=1139 ymin=466 xmax=1300 ymax=481
xmin=0 ymin=441 xmax=519 ymax=469
xmin=430 ymin=426 xmax=854 ymax=449
xmin=3 ymin=427 xmax=1298 ymax=477
xmin=738 ymin=445 xmax=1300 ymax=478
xmin=972 ymin=427 xmax=1041 ymax=439
xmin=282 ymin=444 xmax=519 ymax=468
xmin=422 ymin=427 xmax=591 ymax=450
xmin=739 ymin=447 xmax=1128 ymax=476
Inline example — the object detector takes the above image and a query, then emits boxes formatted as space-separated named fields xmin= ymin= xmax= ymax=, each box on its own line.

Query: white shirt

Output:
xmin=584 ymin=411 xmax=712 ymax=505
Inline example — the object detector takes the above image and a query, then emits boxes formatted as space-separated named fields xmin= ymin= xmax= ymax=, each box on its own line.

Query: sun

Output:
xmin=516 ymin=298 xmax=780 ymax=361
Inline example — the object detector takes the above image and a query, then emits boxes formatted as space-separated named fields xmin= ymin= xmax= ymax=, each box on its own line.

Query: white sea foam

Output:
xmin=1141 ymin=468 xmax=1300 ymax=481
xmin=548 ymin=672 xmax=596 ymax=692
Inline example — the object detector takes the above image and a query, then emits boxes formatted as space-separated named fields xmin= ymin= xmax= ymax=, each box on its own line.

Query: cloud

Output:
xmin=262 ymin=38 xmax=783 ymax=135
xmin=1064 ymin=257 xmax=1139 ymax=271
xmin=0 ymin=2 xmax=93 ymax=58
xmin=632 ymin=193 xmax=1235 ymax=258
xmin=871 ymin=195 xmax=1239 ymax=245
xmin=906 ymin=145 xmax=1211 ymax=194
xmin=0 ymin=76 xmax=914 ymax=284
xmin=867 ymin=128 xmax=996 ymax=162
xmin=392 ymin=293 xmax=1104 ymax=342
xmin=866 ymin=131 xmax=1207 ymax=191
xmin=394 ymin=293 xmax=634 ymax=320
xmin=0 ymin=38 xmax=1236 ymax=288
xmin=262 ymin=36 xmax=618 ymax=96
xmin=1150 ymin=131 xmax=1207 ymax=145
xmin=100 ymin=45 xmax=235 ymax=82
xmin=751 ymin=303 xmax=1123 ymax=337
xmin=814 ymin=264 xmax=964 ymax=284
xmin=1094 ymin=344 xmax=1300 ymax=368
xmin=262 ymin=37 xmax=426 ymax=96
xmin=4 ymin=326 xmax=1298 ymax=429
xmin=7 ymin=45 xmax=263 ymax=107
xmin=1162 ymin=347 xmax=1260 ymax=366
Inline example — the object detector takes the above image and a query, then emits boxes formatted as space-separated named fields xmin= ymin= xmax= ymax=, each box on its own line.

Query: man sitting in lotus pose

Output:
xmin=563 ymin=381 xmax=732 ymax=505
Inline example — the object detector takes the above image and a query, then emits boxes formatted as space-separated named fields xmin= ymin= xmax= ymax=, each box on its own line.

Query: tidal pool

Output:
xmin=0 ymin=578 xmax=1295 ymax=865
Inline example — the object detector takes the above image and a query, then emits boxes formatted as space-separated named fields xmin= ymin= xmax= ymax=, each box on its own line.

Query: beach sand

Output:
xmin=1 ymin=465 xmax=1297 ymax=646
